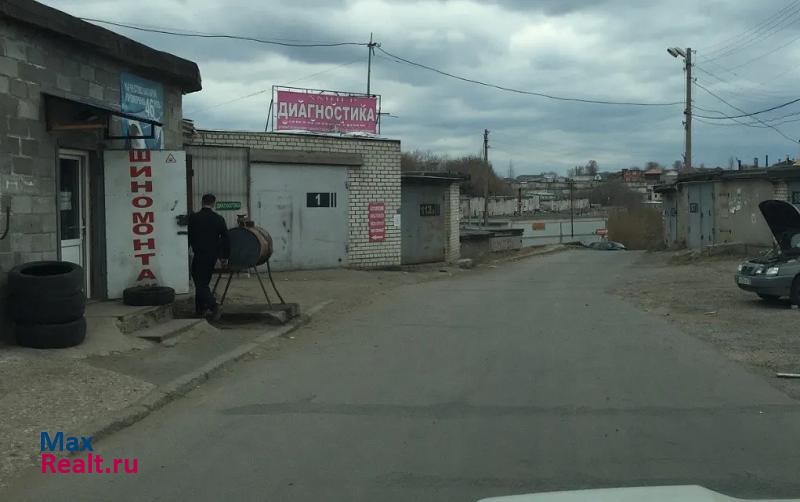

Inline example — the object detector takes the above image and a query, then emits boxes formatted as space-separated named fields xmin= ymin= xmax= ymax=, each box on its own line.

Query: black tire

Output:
xmin=758 ymin=293 xmax=782 ymax=303
xmin=791 ymin=276 xmax=800 ymax=306
xmin=8 ymin=261 xmax=84 ymax=297
xmin=15 ymin=317 xmax=86 ymax=349
xmin=123 ymin=286 xmax=175 ymax=306
xmin=10 ymin=291 xmax=85 ymax=324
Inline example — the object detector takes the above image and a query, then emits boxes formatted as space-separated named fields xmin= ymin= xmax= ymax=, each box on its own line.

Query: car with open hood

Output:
xmin=734 ymin=199 xmax=800 ymax=303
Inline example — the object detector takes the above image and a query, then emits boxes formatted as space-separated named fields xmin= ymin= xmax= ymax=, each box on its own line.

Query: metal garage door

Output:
xmin=401 ymin=183 xmax=446 ymax=264
xmin=687 ymin=183 xmax=714 ymax=248
xmin=251 ymin=164 xmax=348 ymax=270
xmin=186 ymin=146 xmax=248 ymax=229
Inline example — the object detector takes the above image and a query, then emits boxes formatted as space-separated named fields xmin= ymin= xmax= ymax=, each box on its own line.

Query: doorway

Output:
xmin=59 ymin=150 xmax=90 ymax=295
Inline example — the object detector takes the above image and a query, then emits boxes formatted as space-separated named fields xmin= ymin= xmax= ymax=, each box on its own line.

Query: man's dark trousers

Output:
xmin=192 ymin=252 xmax=217 ymax=314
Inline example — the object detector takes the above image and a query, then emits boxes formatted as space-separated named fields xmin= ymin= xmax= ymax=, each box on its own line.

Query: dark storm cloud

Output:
xmin=41 ymin=0 xmax=800 ymax=173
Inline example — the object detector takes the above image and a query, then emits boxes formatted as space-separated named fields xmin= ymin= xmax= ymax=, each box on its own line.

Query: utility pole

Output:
xmin=366 ymin=33 xmax=377 ymax=95
xmin=483 ymin=129 xmax=490 ymax=227
xmin=569 ymin=178 xmax=574 ymax=238
xmin=684 ymin=48 xmax=692 ymax=171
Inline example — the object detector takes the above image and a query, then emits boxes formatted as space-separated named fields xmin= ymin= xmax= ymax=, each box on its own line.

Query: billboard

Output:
xmin=274 ymin=87 xmax=379 ymax=134
xmin=120 ymin=72 xmax=164 ymax=149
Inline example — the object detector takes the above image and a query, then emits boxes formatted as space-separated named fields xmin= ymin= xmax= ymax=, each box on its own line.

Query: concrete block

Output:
xmin=15 ymin=234 xmax=33 ymax=253
xmin=31 ymin=233 xmax=54 ymax=252
xmin=26 ymin=46 xmax=45 ymax=66
xmin=17 ymin=100 xmax=38 ymax=120
xmin=14 ymin=213 xmax=40 ymax=233
xmin=41 ymin=215 xmax=56 ymax=233
xmin=20 ymin=139 xmax=37 ymax=157
xmin=3 ymin=136 xmax=20 ymax=155
xmin=80 ymin=64 xmax=95 ymax=81
xmin=5 ymin=40 xmax=26 ymax=61
xmin=62 ymin=59 xmax=79 ymax=77
xmin=12 ymin=156 xmax=33 ymax=175
xmin=71 ymin=78 xmax=89 ymax=96
xmin=8 ymin=118 xmax=34 ymax=138
xmin=0 ymin=75 xmax=8 ymax=94
xmin=88 ymin=83 xmax=103 ymax=101
xmin=9 ymin=78 xmax=26 ymax=98
xmin=56 ymin=74 xmax=71 ymax=92
xmin=32 ymin=196 xmax=54 ymax=214
xmin=10 ymin=195 xmax=32 ymax=213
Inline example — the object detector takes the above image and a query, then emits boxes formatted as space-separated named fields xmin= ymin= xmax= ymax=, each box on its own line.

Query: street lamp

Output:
xmin=668 ymin=46 xmax=692 ymax=171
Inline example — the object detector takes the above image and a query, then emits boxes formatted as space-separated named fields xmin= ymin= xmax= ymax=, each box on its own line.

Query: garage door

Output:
xmin=251 ymin=164 xmax=348 ymax=270
xmin=401 ymin=183 xmax=446 ymax=264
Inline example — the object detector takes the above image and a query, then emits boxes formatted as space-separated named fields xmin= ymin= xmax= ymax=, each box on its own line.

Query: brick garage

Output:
xmin=188 ymin=130 xmax=402 ymax=269
xmin=0 ymin=1 xmax=200 ymax=333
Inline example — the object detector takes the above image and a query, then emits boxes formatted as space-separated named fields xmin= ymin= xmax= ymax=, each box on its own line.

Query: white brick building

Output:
xmin=187 ymin=129 xmax=402 ymax=270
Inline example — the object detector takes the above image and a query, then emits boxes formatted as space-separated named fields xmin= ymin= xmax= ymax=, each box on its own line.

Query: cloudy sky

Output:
xmin=42 ymin=0 xmax=800 ymax=175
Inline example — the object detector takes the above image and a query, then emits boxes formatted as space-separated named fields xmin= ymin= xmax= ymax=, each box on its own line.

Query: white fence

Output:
xmin=460 ymin=196 xmax=589 ymax=217
xmin=460 ymin=196 xmax=539 ymax=217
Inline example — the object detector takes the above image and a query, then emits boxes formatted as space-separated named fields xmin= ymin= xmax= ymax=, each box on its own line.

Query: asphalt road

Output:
xmin=6 ymin=250 xmax=800 ymax=501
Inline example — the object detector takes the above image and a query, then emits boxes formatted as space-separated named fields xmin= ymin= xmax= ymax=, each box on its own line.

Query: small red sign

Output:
xmin=596 ymin=228 xmax=608 ymax=236
xmin=368 ymin=202 xmax=386 ymax=242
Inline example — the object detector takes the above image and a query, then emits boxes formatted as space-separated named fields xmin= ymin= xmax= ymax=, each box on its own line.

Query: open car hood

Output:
xmin=759 ymin=199 xmax=800 ymax=251
xmin=478 ymin=485 xmax=798 ymax=502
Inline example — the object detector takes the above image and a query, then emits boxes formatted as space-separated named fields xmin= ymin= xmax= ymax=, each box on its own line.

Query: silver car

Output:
xmin=735 ymin=199 xmax=800 ymax=304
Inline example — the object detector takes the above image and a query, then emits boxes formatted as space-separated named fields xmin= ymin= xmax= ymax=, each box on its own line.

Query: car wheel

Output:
xmin=791 ymin=276 xmax=800 ymax=306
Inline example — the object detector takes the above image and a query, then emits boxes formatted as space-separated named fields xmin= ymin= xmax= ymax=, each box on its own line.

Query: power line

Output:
xmin=692 ymin=64 xmax=795 ymax=101
xmin=376 ymin=47 xmax=683 ymax=107
xmin=702 ymin=0 xmax=800 ymax=61
xmin=689 ymin=85 xmax=800 ymax=120
xmin=693 ymin=80 xmax=798 ymax=143
xmin=725 ymin=30 xmax=800 ymax=71
xmin=80 ymin=18 xmax=368 ymax=47
xmin=701 ymin=0 xmax=800 ymax=55
xmin=186 ymin=58 xmax=363 ymax=114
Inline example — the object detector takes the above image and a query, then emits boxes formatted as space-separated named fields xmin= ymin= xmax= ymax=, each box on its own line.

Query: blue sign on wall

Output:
xmin=120 ymin=73 xmax=164 ymax=149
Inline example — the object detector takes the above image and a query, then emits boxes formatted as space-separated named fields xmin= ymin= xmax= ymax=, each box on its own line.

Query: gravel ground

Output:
xmin=0 ymin=353 xmax=154 ymax=488
xmin=612 ymin=251 xmax=800 ymax=399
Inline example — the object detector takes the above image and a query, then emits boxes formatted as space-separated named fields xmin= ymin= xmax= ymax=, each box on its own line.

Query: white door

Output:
xmin=104 ymin=150 xmax=189 ymax=299
xmin=59 ymin=151 xmax=90 ymax=294
xmin=252 ymin=164 xmax=348 ymax=270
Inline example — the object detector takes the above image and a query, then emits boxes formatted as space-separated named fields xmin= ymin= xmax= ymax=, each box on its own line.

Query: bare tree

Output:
xmin=585 ymin=160 xmax=599 ymax=175
xmin=728 ymin=156 xmax=735 ymax=170
xmin=645 ymin=161 xmax=662 ymax=170
xmin=507 ymin=160 xmax=515 ymax=180
xmin=672 ymin=160 xmax=683 ymax=170
xmin=568 ymin=165 xmax=585 ymax=177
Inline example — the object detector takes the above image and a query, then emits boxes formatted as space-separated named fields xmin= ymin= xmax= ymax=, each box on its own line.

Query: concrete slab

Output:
xmin=84 ymin=301 xmax=173 ymax=334
xmin=133 ymin=319 xmax=205 ymax=342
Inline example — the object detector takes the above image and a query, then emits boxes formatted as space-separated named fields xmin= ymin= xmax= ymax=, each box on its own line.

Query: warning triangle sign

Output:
xmin=165 ymin=153 xmax=176 ymax=163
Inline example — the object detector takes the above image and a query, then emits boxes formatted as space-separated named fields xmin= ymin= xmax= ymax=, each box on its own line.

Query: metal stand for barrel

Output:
xmin=211 ymin=259 xmax=286 ymax=310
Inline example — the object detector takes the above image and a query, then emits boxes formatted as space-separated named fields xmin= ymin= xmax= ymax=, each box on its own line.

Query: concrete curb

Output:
xmin=79 ymin=301 xmax=332 ymax=444
xmin=488 ymin=244 xmax=570 ymax=265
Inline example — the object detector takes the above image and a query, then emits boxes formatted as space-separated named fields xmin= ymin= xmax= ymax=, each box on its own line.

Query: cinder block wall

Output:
xmin=443 ymin=182 xmax=460 ymax=262
xmin=0 ymin=19 xmax=184 ymax=336
xmin=193 ymin=131 xmax=402 ymax=268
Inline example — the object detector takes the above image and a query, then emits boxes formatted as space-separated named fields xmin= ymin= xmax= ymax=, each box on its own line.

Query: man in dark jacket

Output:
xmin=188 ymin=193 xmax=230 ymax=318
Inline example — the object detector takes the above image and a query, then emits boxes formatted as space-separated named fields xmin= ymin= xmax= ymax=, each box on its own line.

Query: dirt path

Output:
xmin=613 ymin=252 xmax=800 ymax=399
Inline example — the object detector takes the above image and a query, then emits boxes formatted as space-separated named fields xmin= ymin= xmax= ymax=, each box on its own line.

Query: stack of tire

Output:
xmin=8 ymin=261 xmax=86 ymax=349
